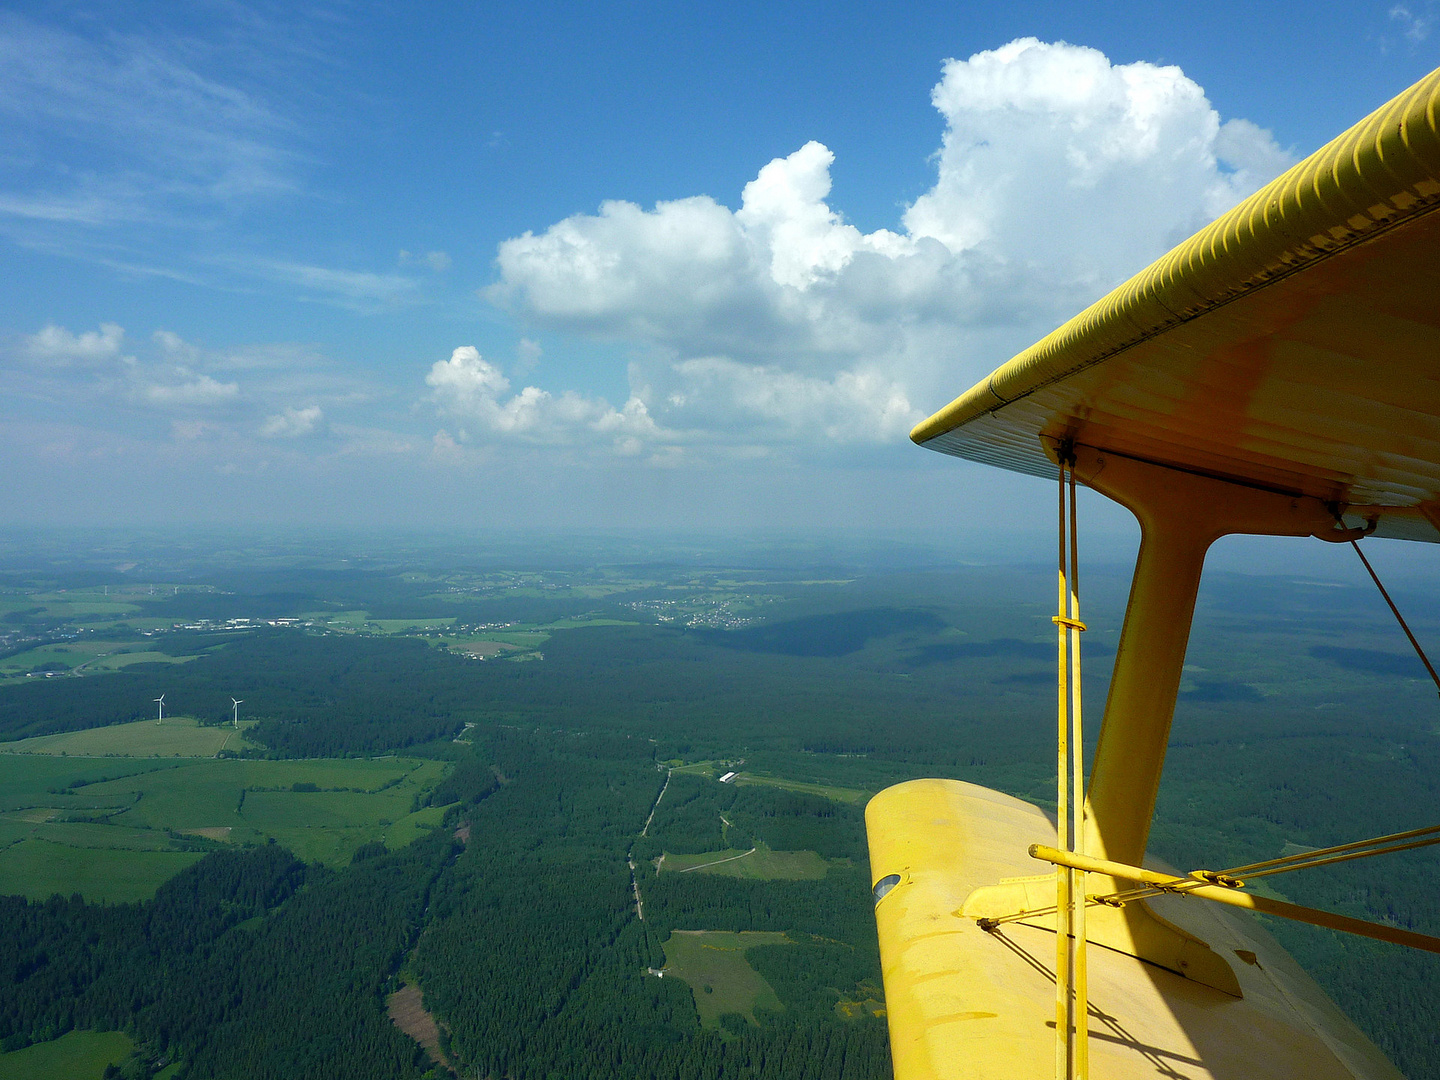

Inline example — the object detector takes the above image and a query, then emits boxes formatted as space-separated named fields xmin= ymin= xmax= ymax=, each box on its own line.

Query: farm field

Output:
xmin=0 ymin=754 xmax=451 ymax=900
xmin=0 ymin=840 xmax=205 ymax=903
xmin=0 ymin=640 xmax=201 ymax=680
xmin=0 ymin=1029 xmax=133 ymax=1080
xmin=0 ymin=716 xmax=256 ymax=757
xmin=662 ymin=844 xmax=831 ymax=880
xmin=661 ymin=931 xmax=791 ymax=1029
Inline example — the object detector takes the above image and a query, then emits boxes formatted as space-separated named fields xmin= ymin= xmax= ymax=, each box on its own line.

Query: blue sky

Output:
xmin=3 ymin=0 xmax=1439 ymax=544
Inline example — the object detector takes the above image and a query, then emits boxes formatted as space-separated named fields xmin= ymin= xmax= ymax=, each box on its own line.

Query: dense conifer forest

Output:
xmin=1 ymin=556 xmax=1438 ymax=1077
xmin=0 ymin=730 xmax=891 ymax=1079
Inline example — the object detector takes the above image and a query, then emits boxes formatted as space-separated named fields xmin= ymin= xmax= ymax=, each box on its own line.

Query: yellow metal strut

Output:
xmin=1053 ymin=449 xmax=1088 ymax=1080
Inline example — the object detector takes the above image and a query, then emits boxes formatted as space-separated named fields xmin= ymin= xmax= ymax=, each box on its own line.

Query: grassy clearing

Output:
xmin=835 ymin=998 xmax=886 ymax=1021
xmin=308 ymin=609 xmax=370 ymax=628
xmin=370 ymin=618 xmax=456 ymax=633
xmin=10 ymin=820 xmax=182 ymax=851
xmin=0 ymin=716 xmax=255 ymax=758
xmin=455 ymin=631 xmax=549 ymax=648
xmin=731 ymin=774 xmax=867 ymax=804
xmin=384 ymin=803 xmax=448 ymax=849
xmin=0 ymin=755 xmax=450 ymax=899
xmin=450 ymin=641 xmax=522 ymax=658
xmin=0 ymin=641 xmax=203 ymax=680
xmin=0 ymin=756 xmax=183 ymax=813
xmin=84 ymin=651 xmax=198 ymax=672
xmin=0 ymin=1030 xmax=134 ymax=1080
xmin=661 ymin=931 xmax=790 ymax=1029
xmin=537 ymin=618 xmax=638 ymax=629
xmin=661 ymin=844 xmax=830 ymax=880
xmin=0 ymin=840 xmax=204 ymax=903
xmin=0 ymin=641 xmax=114 ymax=676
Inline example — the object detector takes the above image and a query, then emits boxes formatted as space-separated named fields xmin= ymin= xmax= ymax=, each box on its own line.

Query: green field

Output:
xmin=0 ymin=716 xmax=255 ymax=757
xmin=0 ymin=840 xmax=205 ymax=903
xmin=0 ymin=640 xmax=199 ymax=679
xmin=662 ymin=844 xmax=830 ymax=880
xmin=661 ymin=931 xmax=791 ymax=1029
xmin=0 ymin=756 xmax=183 ymax=812
xmin=370 ymin=618 xmax=456 ymax=633
xmin=0 ymin=754 xmax=452 ymax=900
xmin=0 ymin=1030 xmax=134 ymax=1080
xmin=0 ymin=641 xmax=113 ymax=677
xmin=660 ymin=763 xmax=867 ymax=805
xmin=731 ymin=774 xmax=868 ymax=804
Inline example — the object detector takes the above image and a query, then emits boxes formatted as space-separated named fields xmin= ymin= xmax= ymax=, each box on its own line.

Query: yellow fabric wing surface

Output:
xmin=913 ymin=67 xmax=1440 ymax=543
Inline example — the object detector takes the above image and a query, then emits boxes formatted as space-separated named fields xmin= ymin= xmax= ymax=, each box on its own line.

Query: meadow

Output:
xmin=0 ymin=1029 xmax=137 ymax=1080
xmin=0 ymin=715 xmax=254 ymax=757
xmin=662 ymin=844 xmax=831 ymax=880
xmin=0 ymin=640 xmax=198 ymax=680
xmin=661 ymin=930 xmax=791 ymax=1029
xmin=0 ymin=753 xmax=450 ymax=901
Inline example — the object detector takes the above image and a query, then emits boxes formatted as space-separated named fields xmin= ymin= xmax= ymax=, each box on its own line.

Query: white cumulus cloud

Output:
xmin=485 ymin=39 xmax=1293 ymax=454
xmin=260 ymin=404 xmax=324 ymax=438
xmin=23 ymin=322 xmax=127 ymax=365
xmin=426 ymin=346 xmax=668 ymax=455
xmin=142 ymin=373 xmax=240 ymax=407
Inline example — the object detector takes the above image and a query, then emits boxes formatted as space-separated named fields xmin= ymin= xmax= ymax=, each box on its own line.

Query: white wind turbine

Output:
xmin=154 ymin=694 xmax=166 ymax=724
xmin=231 ymin=698 xmax=244 ymax=728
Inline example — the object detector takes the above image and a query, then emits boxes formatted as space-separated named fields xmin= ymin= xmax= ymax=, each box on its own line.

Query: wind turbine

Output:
xmin=154 ymin=694 xmax=165 ymax=724
xmin=231 ymin=698 xmax=244 ymax=728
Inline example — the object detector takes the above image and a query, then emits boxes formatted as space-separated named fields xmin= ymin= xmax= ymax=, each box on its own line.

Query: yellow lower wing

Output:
xmin=866 ymin=780 xmax=1402 ymax=1080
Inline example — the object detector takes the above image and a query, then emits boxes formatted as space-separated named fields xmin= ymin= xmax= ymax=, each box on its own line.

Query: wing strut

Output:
xmin=1053 ymin=444 xmax=1089 ymax=1080
xmin=1348 ymin=539 xmax=1440 ymax=698
xmin=1028 ymin=842 xmax=1440 ymax=956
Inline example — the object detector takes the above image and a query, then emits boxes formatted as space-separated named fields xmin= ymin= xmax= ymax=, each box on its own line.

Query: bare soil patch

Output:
xmin=386 ymin=984 xmax=453 ymax=1073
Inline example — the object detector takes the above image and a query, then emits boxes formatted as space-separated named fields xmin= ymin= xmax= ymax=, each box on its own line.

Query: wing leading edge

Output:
xmin=912 ymin=67 xmax=1440 ymax=543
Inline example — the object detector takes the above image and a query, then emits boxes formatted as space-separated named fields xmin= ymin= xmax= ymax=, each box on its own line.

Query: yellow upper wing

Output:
xmin=912 ymin=67 xmax=1440 ymax=543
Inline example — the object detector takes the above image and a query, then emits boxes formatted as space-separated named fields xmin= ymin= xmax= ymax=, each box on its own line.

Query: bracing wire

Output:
xmin=1349 ymin=539 xmax=1440 ymax=697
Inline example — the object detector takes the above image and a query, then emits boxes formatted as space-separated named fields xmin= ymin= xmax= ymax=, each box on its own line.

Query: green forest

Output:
xmin=0 ymin=553 xmax=1438 ymax=1077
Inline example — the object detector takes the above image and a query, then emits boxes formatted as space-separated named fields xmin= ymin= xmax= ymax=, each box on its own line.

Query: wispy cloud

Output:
xmin=1389 ymin=3 xmax=1434 ymax=42
xmin=0 ymin=9 xmax=409 ymax=309
xmin=238 ymin=259 xmax=423 ymax=310
xmin=400 ymin=249 xmax=452 ymax=272
xmin=4 ymin=322 xmax=384 ymax=452
xmin=0 ymin=11 xmax=298 ymax=227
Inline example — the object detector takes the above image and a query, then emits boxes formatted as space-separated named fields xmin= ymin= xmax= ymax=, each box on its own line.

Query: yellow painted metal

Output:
xmin=912 ymin=66 xmax=1440 ymax=542
xmin=1030 ymin=845 xmax=1440 ymax=956
xmin=867 ymin=779 xmax=1403 ymax=1080
xmin=1054 ymin=456 xmax=1090 ymax=1080
xmin=1066 ymin=462 xmax=1088 ymax=1080
xmin=1068 ymin=447 xmax=1336 ymax=869
xmin=959 ymin=863 xmax=1242 ymax=996
xmin=874 ymin=64 xmax=1440 ymax=1080
xmin=1053 ymin=460 xmax=1074 ymax=1080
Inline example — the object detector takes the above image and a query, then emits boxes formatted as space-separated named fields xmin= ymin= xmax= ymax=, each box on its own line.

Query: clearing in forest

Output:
xmin=730 ymin=773 xmax=867 ymax=804
xmin=660 ymin=843 xmax=829 ymax=880
xmin=0 ymin=1028 xmax=134 ymax=1080
xmin=0 ymin=716 xmax=255 ymax=758
xmin=661 ymin=930 xmax=790 ymax=1029
xmin=387 ymin=983 xmax=453 ymax=1073
xmin=0 ymin=754 xmax=451 ymax=901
